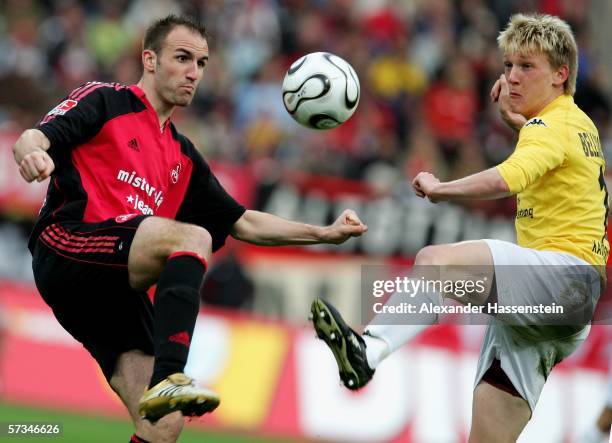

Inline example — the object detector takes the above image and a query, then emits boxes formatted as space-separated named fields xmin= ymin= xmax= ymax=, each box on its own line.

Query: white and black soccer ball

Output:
xmin=282 ymin=52 xmax=360 ymax=130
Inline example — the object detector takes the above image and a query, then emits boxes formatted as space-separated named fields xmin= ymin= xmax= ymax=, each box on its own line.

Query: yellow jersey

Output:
xmin=497 ymin=94 xmax=609 ymax=266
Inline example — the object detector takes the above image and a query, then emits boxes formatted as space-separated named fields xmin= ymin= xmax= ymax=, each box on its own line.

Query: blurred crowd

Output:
xmin=1 ymin=0 xmax=611 ymax=207
xmin=1 ymin=1 xmax=612 ymax=346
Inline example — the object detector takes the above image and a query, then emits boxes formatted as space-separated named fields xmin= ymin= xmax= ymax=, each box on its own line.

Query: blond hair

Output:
xmin=497 ymin=13 xmax=578 ymax=95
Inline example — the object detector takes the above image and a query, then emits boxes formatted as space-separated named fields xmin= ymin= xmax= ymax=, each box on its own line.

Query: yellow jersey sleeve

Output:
xmin=497 ymin=118 xmax=566 ymax=194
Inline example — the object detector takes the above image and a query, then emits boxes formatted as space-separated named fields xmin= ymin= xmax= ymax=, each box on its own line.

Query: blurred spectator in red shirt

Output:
xmin=423 ymin=54 xmax=478 ymax=166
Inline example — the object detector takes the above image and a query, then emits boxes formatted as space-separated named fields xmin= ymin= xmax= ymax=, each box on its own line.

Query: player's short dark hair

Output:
xmin=143 ymin=15 xmax=208 ymax=54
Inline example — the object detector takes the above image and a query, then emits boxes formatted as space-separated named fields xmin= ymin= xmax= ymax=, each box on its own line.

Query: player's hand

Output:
xmin=323 ymin=209 xmax=368 ymax=244
xmin=412 ymin=172 xmax=441 ymax=203
xmin=18 ymin=150 xmax=55 ymax=183
xmin=491 ymin=74 xmax=527 ymax=132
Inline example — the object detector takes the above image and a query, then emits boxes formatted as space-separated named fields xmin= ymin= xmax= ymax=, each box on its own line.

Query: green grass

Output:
xmin=0 ymin=402 xmax=292 ymax=442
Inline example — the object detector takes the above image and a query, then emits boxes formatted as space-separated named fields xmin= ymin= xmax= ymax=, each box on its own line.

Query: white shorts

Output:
xmin=474 ymin=239 xmax=601 ymax=412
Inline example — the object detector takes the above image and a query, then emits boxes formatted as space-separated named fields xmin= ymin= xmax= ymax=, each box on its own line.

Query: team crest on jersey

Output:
xmin=170 ymin=163 xmax=182 ymax=184
xmin=524 ymin=118 xmax=547 ymax=128
xmin=47 ymin=99 xmax=78 ymax=117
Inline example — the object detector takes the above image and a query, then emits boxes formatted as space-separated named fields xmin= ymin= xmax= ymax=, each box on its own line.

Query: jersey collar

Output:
xmin=538 ymin=94 xmax=574 ymax=117
xmin=129 ymin=84 xmax=172 ymax=132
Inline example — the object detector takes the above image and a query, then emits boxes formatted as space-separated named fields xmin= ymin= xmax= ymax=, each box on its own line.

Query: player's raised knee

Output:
xmin=175 ymin=224 xmax=212 ymax=258
xmin=137 ymin=217 xmax=212 ymax=258
xmin=415 ymin=245 xmax=449 ymax=266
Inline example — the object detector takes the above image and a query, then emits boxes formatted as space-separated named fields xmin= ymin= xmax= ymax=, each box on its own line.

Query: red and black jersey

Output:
xmin=30 ymin=82 xmax=245 ymax=252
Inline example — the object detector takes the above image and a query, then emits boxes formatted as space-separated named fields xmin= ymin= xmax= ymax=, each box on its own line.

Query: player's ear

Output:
xmin=553 ymin=64 xmax=569 ymax=88
xmin=142 ymin=49 xmax=157 ymax=73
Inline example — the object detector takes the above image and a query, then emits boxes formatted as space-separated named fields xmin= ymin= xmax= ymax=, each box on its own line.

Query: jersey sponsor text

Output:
xmin=117 ymin=169 xmax=164 ymax=208
xmin=516 ymin=207 xmax=534 ymax=219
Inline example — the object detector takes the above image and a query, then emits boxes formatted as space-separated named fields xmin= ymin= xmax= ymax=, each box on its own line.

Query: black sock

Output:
xmin=149 ymin=252 xmax=207 ymax=388
xmin=130 ymin=434 xmax=151 ymax=443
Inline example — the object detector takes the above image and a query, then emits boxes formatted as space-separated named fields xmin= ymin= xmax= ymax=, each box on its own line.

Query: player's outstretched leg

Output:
xmin=311 ymin=298 xmax=374 ymax=390
xmin=138 ymin=373 xmax=220 ymax=423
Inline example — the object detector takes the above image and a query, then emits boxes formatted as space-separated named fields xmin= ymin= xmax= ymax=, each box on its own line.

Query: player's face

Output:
xmin=154 ymin=26 xmax=208 ymax=107
xmin=503 ymin=51 xmax=566 ymax=119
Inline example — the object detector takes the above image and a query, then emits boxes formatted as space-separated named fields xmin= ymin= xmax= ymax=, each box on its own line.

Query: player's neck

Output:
xmin=137 ymin=79 xmax=174 ymax=130
xmin=526 ymin=88 xmax=565 ymax=119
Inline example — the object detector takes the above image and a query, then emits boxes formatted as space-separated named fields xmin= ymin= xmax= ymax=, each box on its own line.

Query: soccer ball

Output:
xmin=282 ymin=52 xmax=360 ymax=130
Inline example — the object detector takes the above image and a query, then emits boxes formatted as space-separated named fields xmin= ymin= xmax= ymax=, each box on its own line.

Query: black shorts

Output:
xmin=32 ymin=215 xmax=154 ymax=380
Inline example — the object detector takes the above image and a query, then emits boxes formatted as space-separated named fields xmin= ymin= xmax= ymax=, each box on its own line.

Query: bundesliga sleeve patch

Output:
xmin=524 ymin=118 xmax=547 ymax=128
xmin=46 ymin=99 xmax=78 ymax=117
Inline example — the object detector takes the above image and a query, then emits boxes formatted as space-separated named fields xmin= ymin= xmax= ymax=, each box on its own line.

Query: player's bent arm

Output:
xmin=230 ymin=209 xmax=367 ymax=246
xmin=231 ymin=210 xmax=322 ymax=245
xmin=13 ymin=129 xmax=51 ymax=163
xmin=13 ymin=129 xmax=55 ymax=182
xmin=430 ymin=168 xmax=511 ymax=202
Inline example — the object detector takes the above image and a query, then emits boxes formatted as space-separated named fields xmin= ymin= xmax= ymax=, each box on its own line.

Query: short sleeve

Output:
xmin=175 ymin=138 xmax=246 ymax=252
xmin=497 ymin=118 xmax=566 ymax=194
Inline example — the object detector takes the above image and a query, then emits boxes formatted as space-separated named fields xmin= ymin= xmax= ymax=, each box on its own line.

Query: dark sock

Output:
xmin=130 ymin=434 xmax=151 ymax=443
xmin=149 ymin=252 xmax=207 ymax=388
